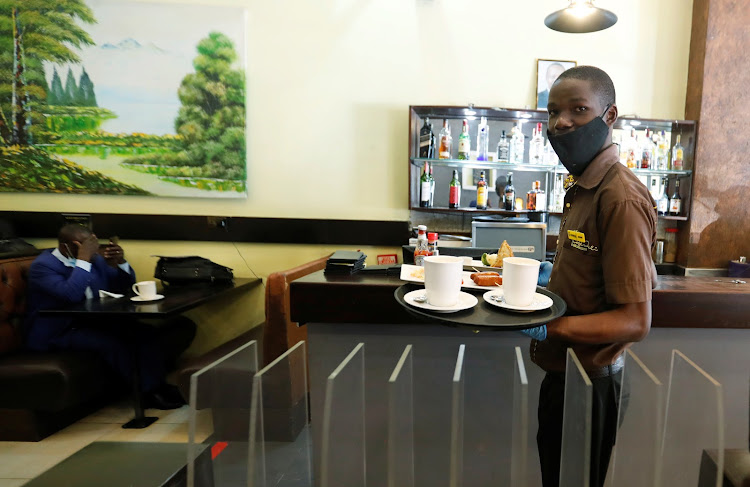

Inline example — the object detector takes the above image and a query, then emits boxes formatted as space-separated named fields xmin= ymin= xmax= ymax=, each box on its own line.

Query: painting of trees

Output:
xmin=0 ymin=0 xmax=96 ymax=145
xmin=174 ymin=31 xmax=246 ymax=179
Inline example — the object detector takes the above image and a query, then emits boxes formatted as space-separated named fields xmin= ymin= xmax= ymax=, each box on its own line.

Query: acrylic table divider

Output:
xmin=188 ymin=339 xmax=259 ymax=487
xmin=449 ymin=344 xmax=466 ymax=487
xmin=660 ymin=349 xmax=724 ymax=487
xmin=559 ymin=348 xmax=593 ymax=487
xmin=249 ymin=341 xmax=312 ymax=487
xmin=606 ymin=349 xmax=663 ymax=487
xmin=511 ymin=346 xmax=529 ymax=487
xmin=320 ymin=342 xmax=366 ymax=487
xmin=388 ymin=344 xmax=415 ymax=487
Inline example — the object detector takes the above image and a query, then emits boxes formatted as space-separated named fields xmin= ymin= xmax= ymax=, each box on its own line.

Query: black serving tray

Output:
xmin=394 ymin=283 xmax=566 ymax=331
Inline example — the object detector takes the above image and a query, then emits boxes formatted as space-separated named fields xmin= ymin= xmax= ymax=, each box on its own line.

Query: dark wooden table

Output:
xmin=40 ymin=278 xmax=261 ymax=428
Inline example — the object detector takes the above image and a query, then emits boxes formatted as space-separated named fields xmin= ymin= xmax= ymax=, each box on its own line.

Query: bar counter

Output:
xmin=291 ymin=271 xmax=750 ymax=487
xmin=290 ymin=271 xmax=750 ymax=329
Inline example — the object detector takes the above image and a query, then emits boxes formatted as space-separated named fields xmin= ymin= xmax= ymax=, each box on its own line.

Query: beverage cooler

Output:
xmin=471 ymin=220 xmax=546 ymax=261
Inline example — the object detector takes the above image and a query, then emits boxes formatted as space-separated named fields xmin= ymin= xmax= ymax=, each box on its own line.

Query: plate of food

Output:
xmin=400 ymin=264 xmax=502 ymax=291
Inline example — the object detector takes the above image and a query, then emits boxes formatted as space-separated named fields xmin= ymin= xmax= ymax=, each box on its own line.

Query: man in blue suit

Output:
xmin=26 ymin=224 xmax=194 ymax=409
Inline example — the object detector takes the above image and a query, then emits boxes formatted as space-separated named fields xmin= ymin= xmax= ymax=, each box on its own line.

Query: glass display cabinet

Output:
xmin=408 ymin=105 xmax=697 ymax=221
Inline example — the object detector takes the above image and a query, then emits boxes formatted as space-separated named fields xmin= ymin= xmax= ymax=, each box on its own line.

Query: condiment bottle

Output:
xmin=664 ymin=228 xmax=678 ymax=263
xmin=427 ymin=232 xmax=439 ymax=256
xmin=414 ymin=225 xmax=429 ymax=266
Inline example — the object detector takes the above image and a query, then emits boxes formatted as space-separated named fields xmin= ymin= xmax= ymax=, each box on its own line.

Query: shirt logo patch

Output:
xmin=567 ymin=230 xmax=586 ymax=243
xmin=570 ymin=240 xmax=599 ymax=252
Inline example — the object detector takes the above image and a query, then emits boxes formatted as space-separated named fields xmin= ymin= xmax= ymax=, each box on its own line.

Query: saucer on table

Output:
xmin=131 ymin=294 xmax=165 ymax=302
xmin=482 ymin=289 xmax=553 ymax=313
xmin=404 ymin=289 xmax=478 ymax=314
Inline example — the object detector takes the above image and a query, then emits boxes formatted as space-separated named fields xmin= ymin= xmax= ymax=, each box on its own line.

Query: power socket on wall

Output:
xmin=206 ymin=216 xmax=230 ymax=231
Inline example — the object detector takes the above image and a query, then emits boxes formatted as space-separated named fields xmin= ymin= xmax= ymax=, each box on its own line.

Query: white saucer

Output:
xmin=404 ymin=289 xmax=478 ymax=313
xmin=483 ymin=289 xmax=553 ymax=313
xmin=131 ymin=294 xmax=165 ymax=302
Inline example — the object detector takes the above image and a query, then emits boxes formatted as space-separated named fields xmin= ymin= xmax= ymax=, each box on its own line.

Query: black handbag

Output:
xmin=154 ymin=256 xmax=234 ymax=285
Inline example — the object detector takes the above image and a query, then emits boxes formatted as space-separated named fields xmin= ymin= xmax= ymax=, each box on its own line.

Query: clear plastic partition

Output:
xmin=559 ymin=348 xmax=592 ymax=487
xmin=661 ymin=349 xmax=724 ymax=487
xmin=320 ymin=342 xmax=366 ymax=487
xmin=388 ymin=345 xmax=415 ymax=487
xmin=607 ymin=349 xmax=663 ymax=487
xmin=449 ymin=344 xmax=466 ymax=487
xmin=188 ymin=340 xmax=258 ymax=487
xmin=249 ymin=341 xmax=311 ymax=487
xmin=511 ymin=347 xmax=529 ymax=487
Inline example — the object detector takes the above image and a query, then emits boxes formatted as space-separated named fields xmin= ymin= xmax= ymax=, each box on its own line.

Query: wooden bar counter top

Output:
xmin=290 ymin=270 xmax=750 ymax=329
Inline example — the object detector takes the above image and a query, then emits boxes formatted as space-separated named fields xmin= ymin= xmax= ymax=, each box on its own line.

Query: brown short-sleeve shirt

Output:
xmin=532 ymin=144 xmax=657 ymax=372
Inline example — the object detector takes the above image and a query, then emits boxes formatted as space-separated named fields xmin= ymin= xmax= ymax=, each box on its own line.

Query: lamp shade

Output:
xmin=544 ymin=1 xmax=617 ymax=33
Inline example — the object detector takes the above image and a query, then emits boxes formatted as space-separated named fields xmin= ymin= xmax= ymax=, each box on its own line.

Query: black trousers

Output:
xmin=53 ymin=316 xmax=196 ymax=393
xmin=537 ymin=370 xmax=626 ymax=487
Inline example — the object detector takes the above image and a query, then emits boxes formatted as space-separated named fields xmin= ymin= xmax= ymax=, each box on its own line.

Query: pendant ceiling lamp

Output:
xmin=544 ymin=0 xmax=617 ymax=33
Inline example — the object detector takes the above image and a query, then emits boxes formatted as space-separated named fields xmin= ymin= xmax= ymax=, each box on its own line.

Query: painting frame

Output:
xmin=536 ymin=59 xmax=577 ymax=110
xmin=462 ymin=167 xmax=497 ymax=191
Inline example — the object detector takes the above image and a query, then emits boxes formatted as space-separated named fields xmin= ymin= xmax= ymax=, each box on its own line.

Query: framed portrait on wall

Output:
xmin=536 ymin=59 xmax=577 ymax=110
xmin=461 ymin=167 xmax=497 ymax=191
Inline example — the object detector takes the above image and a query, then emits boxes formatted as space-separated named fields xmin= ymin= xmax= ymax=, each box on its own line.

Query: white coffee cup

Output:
xmin=424 ymin=255 xmax=463 ymax=307
xmin=132 ymin=280 xmax=157 ymax=299
xmin=502 ymin=257 xmax=541 ymax=307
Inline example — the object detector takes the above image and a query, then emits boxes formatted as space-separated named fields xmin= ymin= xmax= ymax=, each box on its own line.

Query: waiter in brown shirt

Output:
xmin=530 ymin=66 xmax=657 ymax=487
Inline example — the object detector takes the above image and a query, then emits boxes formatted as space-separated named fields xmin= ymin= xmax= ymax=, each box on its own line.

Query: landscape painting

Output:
xmin=0 ymin=0 xmax=247 ymax=198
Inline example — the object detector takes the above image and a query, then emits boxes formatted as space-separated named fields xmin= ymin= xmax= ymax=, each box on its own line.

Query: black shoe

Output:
xmin=143 ymin=384 xmax=186 ymax=410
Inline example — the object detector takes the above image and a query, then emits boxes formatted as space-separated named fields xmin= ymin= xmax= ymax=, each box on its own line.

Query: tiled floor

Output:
xmin=0 ymin=399 xmax=312 ymax=487
xmin=0 ymin=400 xmax=192 ymax=485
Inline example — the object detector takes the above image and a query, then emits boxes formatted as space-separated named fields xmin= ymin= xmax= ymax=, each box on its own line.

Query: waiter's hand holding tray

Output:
xmin=395 ymin=256 xmax=565 ymax=331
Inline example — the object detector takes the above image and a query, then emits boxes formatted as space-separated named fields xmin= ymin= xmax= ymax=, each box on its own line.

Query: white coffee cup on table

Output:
xmin=502 ymin=257 xmax=541 ymax=307
xmin=132 ymin=280 xmax=157 ymax=299
xmin=424 ymin=255 xmax=463 ymax=307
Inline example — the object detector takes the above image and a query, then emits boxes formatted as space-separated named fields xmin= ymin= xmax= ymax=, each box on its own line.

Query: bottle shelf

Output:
xmin=412 ymin=157 xmax=692 ymax=176
xmin=630 ymin=168 xmax=692 ymax=176
xmin=411 ymin=158 xmax=564 ymax=173
xmin=411 ymin=206 xmax=559 ymax=215
xmin=658 ymin=215 xmax=688 ymax=221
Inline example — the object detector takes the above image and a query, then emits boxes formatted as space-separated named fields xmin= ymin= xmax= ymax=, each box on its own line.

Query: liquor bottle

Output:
xmin=414 ymin=225 xmax=429 ymax=266
xmin=530 ymin=122 xmax=545 ymax=165
xmin=649 ymin=177 xmax=659 ymax=201
xmin=526 ymin=180 xmax=546 ymax=211
xmin=476 ymin=117 xmax=489 ymax=161
xmin=428 ymin=164 xmax=435 ymax=207
xmin=669 ymin=179 xmax=682 ymax=216
xmin=419 ymin=118 xmax=435 ymax=158
xmin=552 ymin=173 xmax=565 ymax=212
xmin=543 ymin=138 xmax=558 ymax=165
xmin=438 ymin=120 xmax=452 ymax=159
xmin=640 ymin=128 xmax=654 ymax=169
xmin=655 ymin=130 xmax=669 ymax=170
xmin=476 ymin=171 xmax=488 ymax=210
xmin=657 ymin=177 xmax=670 ymax=215
xmin=503 ymin=172 xmax=515 ymax=211
xmin=449 ymin=169 xmax=461 ymax=208
xmin=419 ymin=162 xmax=431 ymax=207
xmin=510 ymin=123 xmax=525 ymax=164
xmin=626 ymin=129 xmax=637 ymax=169
xmin=671 ymin=134 xmax=684 ymax=170
xmin=497 ymin=130 xmax=510 ymax=163
xmin=457 ymin=119 xmax=470 ymax=160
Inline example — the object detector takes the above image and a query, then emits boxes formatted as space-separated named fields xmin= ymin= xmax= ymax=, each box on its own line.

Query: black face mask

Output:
xmin=547 ymin=104 xmax=612 ymax=176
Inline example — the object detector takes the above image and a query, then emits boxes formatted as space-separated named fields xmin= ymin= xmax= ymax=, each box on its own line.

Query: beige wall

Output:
xmin=2 ymin=0 xmax=693 ymax=222
xmin=11 ymin=1 xmax=694 ymax=351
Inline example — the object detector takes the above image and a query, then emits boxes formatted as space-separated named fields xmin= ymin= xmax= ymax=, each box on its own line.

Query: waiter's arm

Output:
xmin=546 ymin=301 xmax=651 ymax=344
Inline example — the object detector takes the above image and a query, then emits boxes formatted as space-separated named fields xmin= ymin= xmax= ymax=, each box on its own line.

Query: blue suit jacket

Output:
xmin=25 ymin=250 xmax=136 ymax=351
